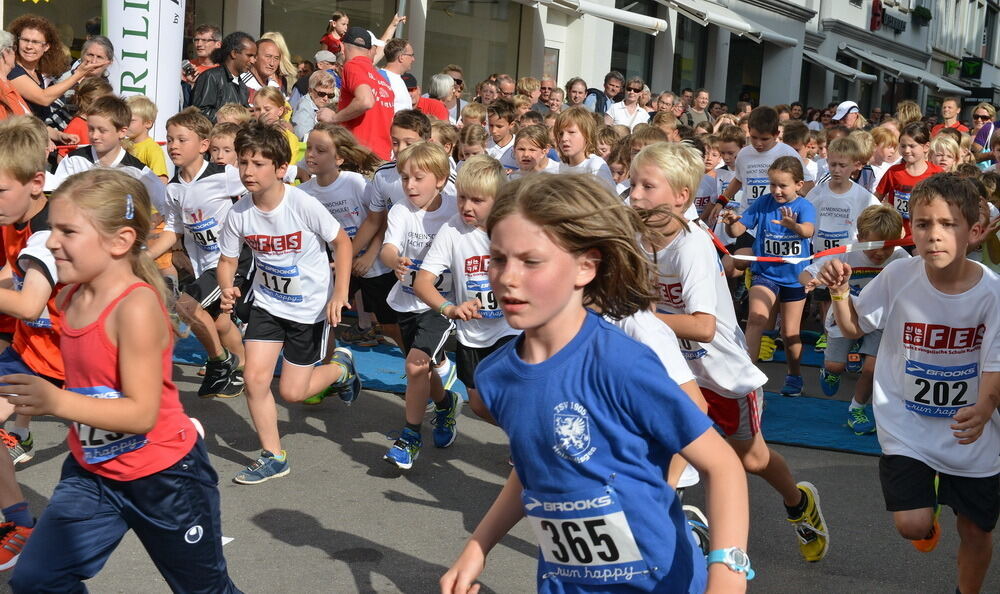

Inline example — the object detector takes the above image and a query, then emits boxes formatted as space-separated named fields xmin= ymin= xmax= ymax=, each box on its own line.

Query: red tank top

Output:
xmin=63 ymin=282 xmax=195 ymax=480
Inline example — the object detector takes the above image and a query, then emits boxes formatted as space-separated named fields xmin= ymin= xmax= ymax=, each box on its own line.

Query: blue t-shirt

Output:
xmin=740 ymin=193 xmax=816 ymax=286
xmin=476 ymin=312 xmax=712 ymax=593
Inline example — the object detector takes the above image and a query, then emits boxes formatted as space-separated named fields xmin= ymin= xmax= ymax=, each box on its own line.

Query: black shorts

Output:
xmin=733 ymin=231 xmax=755 ymax=251
xmin=879 ymin=454 xmax=1000 ymax=533
xmin=456 ymin=335 xmax=517 ymax=389
xmin=242 ymin=306 xmax=329 ymax=367
xmin=182 ymin=247 xmax=254 ymax=318
xmin=398 ymin=309 xmax=454 ymax=365
xmin=355 ymin=272 xmax=398 ymax=324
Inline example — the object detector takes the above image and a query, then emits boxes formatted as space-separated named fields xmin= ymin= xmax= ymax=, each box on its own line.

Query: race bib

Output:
xmin=677 ymin=337 xmax=707 ymax=361
xmin=523 ymin=485 xmax=651 ymax=587
xmin=185 ymin=218 xmax=221 ymax=252
xmin=69 ymin=386 xmax=147 ymax=463
xmin=903 ymin=359 xmax=978 ymax=418
xmin=256 ymin=260 xmax=304 ymax=303
xmin=815 ymin=229 xmax=848 ymax=251
xmin=693 ymin=195 xmax=712 ymax=215
xmin=343 ymin=225 xmax=358 ymax=238
xmin=763 ymin=238 xmax=802 ymax=257
xmin=466 ymin=278 xmax=502 ymax=319
xmin=401 ymin=260 xmax=451 ymax=298
xmin=894 ymin=191 xmax=911 ymax=219
xmin=746 ymin=177 xmax=769 ymax=205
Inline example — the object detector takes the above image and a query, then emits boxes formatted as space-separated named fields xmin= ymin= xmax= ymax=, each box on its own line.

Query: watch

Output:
xmin=707 ymin=547 xmax=755 ymax=580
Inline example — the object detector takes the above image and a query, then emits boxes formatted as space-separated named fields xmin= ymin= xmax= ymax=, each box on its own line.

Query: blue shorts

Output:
xmin=10 ymin=438 xmax=241 ymax=594
xmin=0 ymin=346 xmax=61 ymax=386
xmin=751 ymin=275 xmax=806 ymax=303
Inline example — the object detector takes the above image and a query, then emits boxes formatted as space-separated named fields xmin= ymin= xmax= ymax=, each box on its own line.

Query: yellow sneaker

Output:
xmin=759 ymin=334 xmax=777 ymax=362
xmin=787 ymin=481 xmax=829 ymax=562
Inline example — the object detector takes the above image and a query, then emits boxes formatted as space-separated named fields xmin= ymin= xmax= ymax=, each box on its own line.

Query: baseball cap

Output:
xmin=401 ymin=73 xmax=418 ymax=90
xmin=832 ymin=100 xmax=860 ymax=121
xmin=314 ymin=50 xmax=337 ymax=64
xmin=367 ymin=30 xmax=386 ymax=48
xmin=344 ymin=26 xmax=373 ymax=49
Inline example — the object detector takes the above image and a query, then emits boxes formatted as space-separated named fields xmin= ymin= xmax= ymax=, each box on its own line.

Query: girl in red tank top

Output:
xmin=1 ymin=170 xmax=240 ymax=592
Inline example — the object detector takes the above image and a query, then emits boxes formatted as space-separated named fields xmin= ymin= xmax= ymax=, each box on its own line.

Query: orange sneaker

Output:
xmin=0 ymin=522 xmax=32 ymax=570
xmin=911 ymin=518 xmax=940 ymax=553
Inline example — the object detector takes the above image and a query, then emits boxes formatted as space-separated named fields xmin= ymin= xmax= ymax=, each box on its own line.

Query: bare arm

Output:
xmin=0 ymin=262 xmax=53 ymax=321
xmin=146 ymin=229 xmax=178 ymax=260
xmin=653 ymin=311 xmax=717 ymax=343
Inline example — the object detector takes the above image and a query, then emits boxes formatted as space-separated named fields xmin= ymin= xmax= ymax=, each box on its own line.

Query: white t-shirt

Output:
xmin=693 ymin=174 xmax=719 ymax=216
xmin=804 ymin=158 xmax=818 ymax=182
xmin=365 ymin=161 xmax=458 ymax=213
xmin=854 ymin=257 xmax=1000 ymax=477
xmin=606 ymin=101 xmax=649 ymax=130
xmin=559 ymin=154 xmax=616 ymax=192
xmin=53 ymin=146 xmax=167 ymax=214
xmin=421 ymin=215 xmax=518 ymax=347
xmin=644 ymin=225 xmax=768 ymax=397
xmin=870 ymin=157 xmax=901 ymax=189
xmin=609 ymin=310 xmax=695 ymax=387
xmin=164 ymin=162 xmax=246 ymax=278
xmin=383 ymin=198 xmax=456 ymax=313
xmin=734 ymin=142 xmax=813 ymax=208
xmin=805 ymin=180 xmax=879 ymax=253
xmin=508 ymin=158 xmax=560 ymax=180
xmin=713 ymin=167 xmax=741 ymax=244
xmin=486 ymin=136 xmax=517 ymax=170
xmin=299 ymin=172 xmax=389 ymax=278
xmin=219 ymin=185 xmax=341 ymax=324
xmin=383 ymin=70 xmax=413 ymax=113
xmin=804 ymin=247 xmax=909 ymax=337
xmin=814 ymin=157 xmax=828 ymax=184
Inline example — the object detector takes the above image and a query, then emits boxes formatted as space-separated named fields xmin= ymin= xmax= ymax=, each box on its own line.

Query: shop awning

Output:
xmin=802 ymin=50 xmax=877 ymax=83
xmin=656 ymin=0 xmax=798 ymax=47
xmin=841 ymin=44 xmax=971 ymax=96
xmin=540 ymin=0 xmax=669 ymax=35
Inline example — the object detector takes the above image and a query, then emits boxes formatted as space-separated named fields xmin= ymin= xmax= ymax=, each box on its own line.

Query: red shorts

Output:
xmin=702 ymin=387 xmax=762 ymax=440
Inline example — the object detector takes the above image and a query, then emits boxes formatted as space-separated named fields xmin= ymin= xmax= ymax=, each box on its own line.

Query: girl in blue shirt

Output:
xmin=721 ymin=156 xmax=816 ymax=396
xmin=440 ymin=173 xmax=751 ymax=593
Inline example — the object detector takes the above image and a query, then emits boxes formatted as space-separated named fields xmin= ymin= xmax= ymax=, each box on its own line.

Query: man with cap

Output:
xmin=322 ymin=26 xmax=395 ymax=160
xmin=832 ymin=100 xmax=865 ymax=129
xmin=403 ymin=74 xmax=448 ymax=121
xmin=382 ymin=38 xmax=414 ymax=112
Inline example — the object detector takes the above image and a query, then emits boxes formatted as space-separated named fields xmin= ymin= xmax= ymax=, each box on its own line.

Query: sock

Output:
xmin=784 ymin=489 xmax=808 ymax=518
xmin=271 ymin=450 xmax=287 ymax=462
xmin=209 ymin=349 xmax=229 ymax=362
xmin=849 ymin=398 xmax=865 ymax=411
xmin=434 ymin=358 xmax=454 ymax=386
xmin=9 ymin=427 xmax=28 ymax=441
xmin=435 ymin=391 xmax=455 ymax=412
xmin=405 ymin=422 xmax=422 ymax=435
xmin=2 ymin=502 xmax=32 ymax=528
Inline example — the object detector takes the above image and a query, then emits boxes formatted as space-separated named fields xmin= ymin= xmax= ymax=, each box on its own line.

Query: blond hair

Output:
xmin=396 ymin=141 xmax=450 ymax=183
xmin=827 ymin=137 xmax=865 ymax=164
xmin=461 ymin=102 xmax=487 ymax=125
xmin=125 ymin=95 xmax=157 ymax=125
xmin=486 ymin=173 xmax=657 ymax=320
xmin=216 ymin=103 xmax=252 ymax=125
xmin=167 ymin=106 xmax=213 ymax=140
xmin=895 ymin=100 xmax=922 ymax=128
xmin=846 ymin=130 xmax=875 ymax=162
xmin=0 ymin=115 xmax=49 ymax=182
xmin=253 ymin=86 xmax=288 ymax=114
xmin=50 ymin=169 xmax=168 ymax=304
xmin=260 ymin=32 xmax=296 ymax=82
xmin=856 ymin=203 xmax=903 ymax=240
xmin=310 ymin=122 xmax=383 ymax=177
xmin=554 ymin=106 xmax=598 ymax=160
xmin=929 ymin=135 xmax=961 ymax=170
xmin=632 ymin=142 xmax=703 ymax=207
xmin=455 ymin=154 xmax=504 ymax=199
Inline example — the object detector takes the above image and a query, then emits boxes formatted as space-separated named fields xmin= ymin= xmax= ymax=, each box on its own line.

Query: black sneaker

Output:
xmin=198 ymin=351 xmax=242 ymax=398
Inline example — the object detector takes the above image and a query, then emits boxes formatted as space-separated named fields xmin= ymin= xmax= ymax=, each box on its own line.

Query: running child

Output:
xmin=440 ymin=173 xmax=751 ymax=594
xmin=253 ymin=86 xmax=299 ymax=158
xmin=869 ymin=126 xmax=900 ymax=194
xmin=800 ymin=204 xmax=908 ymax=434
xmin=876 ymin=122 xmax=943 ymax=236
xmin=485 ymin=98 xmax=517 ymax=171
xmin=722 ymin=157 xmax=817 ymax=397
xmin=380 ymin=142 xmax=460 ymax=470
xmin=217 ymin=122 xmax=360 ymax=485
xmin=460 ymin=102 xmax=486 ymax=131
xmin=509 ymin=124 xmax=559 ymax=179
xmin=709 ymin=125 xmax=747 ymax=254
xmin=125 ymin=95 xmax=168 ymax=180
xmin=554 ymin=106 xmax=615 ymax=190
xmin=816 ymin=173 xmax=1000 ymax=594
xmin=3 ymin=169 xmax=239 ymax=592
xmin=457 ymin=124 xmax=488 ymax=163
xmin=209 ymin=122 xmax=241 ymax=167
xmin=147 ymin=108 xmax=249 ymax=399
xmin=633 ymin=142 xmax=829 ymax=563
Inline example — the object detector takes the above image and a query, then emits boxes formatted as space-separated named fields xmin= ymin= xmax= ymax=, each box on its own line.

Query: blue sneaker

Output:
xmin=814 ymin=332 xmax=828 ymax=353
xmin=846 ymin=343 xmax=863 ymax=373
xmin=233 ymin=450 xmax=290 ymax=484
xmin=432 ymin=391 xmax=461 ymax=448
xmin=780 ymin=374 xmax=803 ymax=397
xmin=847 ymin=407 xmax=876 ymax=435
xmin=331 ymin=347 xmax=362 ymax=404
xmin=818 ymin=369 xmax=841 ymax=397
xmin=384 ymin=428 xmax=422 ymax=470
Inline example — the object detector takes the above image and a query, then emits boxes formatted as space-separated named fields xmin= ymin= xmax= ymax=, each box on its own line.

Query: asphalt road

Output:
xmin=1 ymin=358 xmax=998 ymax=593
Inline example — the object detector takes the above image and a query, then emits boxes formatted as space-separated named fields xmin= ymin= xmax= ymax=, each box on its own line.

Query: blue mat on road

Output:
xmin=766 ymin=344 xmax=826 ymax=368
xmin=760 ymin=392 xmax=881 ymax=456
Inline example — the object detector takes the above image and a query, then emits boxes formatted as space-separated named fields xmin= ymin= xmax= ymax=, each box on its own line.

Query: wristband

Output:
xmin=716 ymin=194 xmax=729 ymax=206
xmin=438 ymin=301 xmax=455 ymax=315
xmin=830 ymin=290 xmax=849 ymax=301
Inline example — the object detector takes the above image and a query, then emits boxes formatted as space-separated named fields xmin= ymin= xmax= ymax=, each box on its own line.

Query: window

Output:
xmin=672 ymin=14 xmax=707 ymax=93
xmin=986 ymin=7 xmax=998 ymax=61
xmin=725 ymin=36 xmax=762 ymax=107
xmin=263 ymin=1 xmax=396 ymax=67
xmin=4 ymin=0 xmax=102 ymax=58
xmin=423 ymin=0 xmax=521 ymax=94
xmin=610 ymin=0 xmax=657 ymax=82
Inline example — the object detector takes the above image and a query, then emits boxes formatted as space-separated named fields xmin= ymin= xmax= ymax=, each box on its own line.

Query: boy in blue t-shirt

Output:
xmin=722 ymin=156 xmax=816 ymax=396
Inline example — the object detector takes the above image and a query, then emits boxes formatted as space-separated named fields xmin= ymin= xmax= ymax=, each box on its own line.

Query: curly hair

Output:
xmin=7 ymin=14 xmax=69 ymax=77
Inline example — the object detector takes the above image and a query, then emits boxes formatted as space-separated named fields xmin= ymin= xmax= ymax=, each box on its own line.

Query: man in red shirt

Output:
xmin=931 ymin=97 xmax=969 ymax=137
xmin=322 ymin=27 xmax=394 ymax=160
xmin=402 ymin=73 xmax=449 ymax=121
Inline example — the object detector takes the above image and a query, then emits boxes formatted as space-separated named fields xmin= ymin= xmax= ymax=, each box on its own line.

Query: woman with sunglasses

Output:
xmin=604 ymin=75 xmax=649 ymax=131
xmin=440 ymin=64 xmax=469 ymax=125
xmin=970 ymin=102 xmax=998 ymax=169
xmin=292 ymin=69 xmax=337 ymax=138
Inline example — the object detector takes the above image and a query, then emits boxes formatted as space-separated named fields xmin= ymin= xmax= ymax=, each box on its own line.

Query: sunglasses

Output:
xmin=313 ymin=90 xmax=336 ymax=99
xmin=627 ymin=87 xmax=643 ymax=93
xmin=974 ymin=114 xmax=991 ymax=120
xmin=451 ymin=78 xmax=464 ymax=87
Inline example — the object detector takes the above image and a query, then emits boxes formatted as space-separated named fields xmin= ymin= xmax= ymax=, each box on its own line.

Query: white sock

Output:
xmin=9 ymin=427 xmax=28 ymax=441
xmin=434 ymin=358 xmax=454 ymax=386
xmin=849 ymin=398 xmax=865 ymax=410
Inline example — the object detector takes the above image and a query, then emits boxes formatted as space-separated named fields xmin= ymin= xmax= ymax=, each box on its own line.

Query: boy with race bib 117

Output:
xmin=817 ymin=173 xmax=1000 ymax=594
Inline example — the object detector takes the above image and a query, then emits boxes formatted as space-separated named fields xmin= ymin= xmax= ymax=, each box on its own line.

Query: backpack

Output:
xmin=585 ymin=88 xmax=609 ymax=114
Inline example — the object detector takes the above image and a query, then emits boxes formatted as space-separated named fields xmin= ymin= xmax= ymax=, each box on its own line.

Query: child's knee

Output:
xmin=404 ymin=351 xmax=431 ymax=377
xmin=746 ymin=310 xmax=770 ymax=329
xmin=739 ymin=447 xmax=770 ymax=475
xmin=825 ymin=361 xmax=846 ymax=374
xmin=894 ymin=511 xmax=934 ymax=540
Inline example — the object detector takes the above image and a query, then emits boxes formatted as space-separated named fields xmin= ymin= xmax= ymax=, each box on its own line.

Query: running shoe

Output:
xmin=233 ymin=451 xmax=290 ymax=485
xmin=196 ymin=364 xmax=207 ymax=377
xmin=818 ymin=369 xmax=841 ymax=397
xmin=814 ymin=332 xmax=827 ymax=352
xmin=432 ymin=391 xmax=461 ymax=448
xmin=304 ymin=348 xmax=362 ymax=405
xmin=759 ymin=334 xmax=777 ymax=362
xmin=0 ymin=430 xmax=30 ymax=466
xmin=847 ymin=407 xmax=876 ymax=435
xmin=0 ymin=522 xmax=31 ymax=571
xmin=218 ymin=368 xmax=244 ymax=399
xmin=912 ymin=476 xmax=941 ymax=553
xmin=787 ymin=481 xmax=829 ymax=562
xmin=780 ymin=374 xmax=804 ymax=397
xmin=339 ymin=324 xmax=380 ymax=347
xmin=683 ymin=504 xmax=711 ymax=557
xmin=846 ymin=342 xmax=863 ymax=373
xmin=198 ymin=351 xmax=243 ymax=398
xmin=384 ymin=428 xmax=422 ymax=470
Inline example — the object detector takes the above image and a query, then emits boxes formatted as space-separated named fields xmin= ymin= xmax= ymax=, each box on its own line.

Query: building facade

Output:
xmin=2 ymin=0 xmax=996 ymax=115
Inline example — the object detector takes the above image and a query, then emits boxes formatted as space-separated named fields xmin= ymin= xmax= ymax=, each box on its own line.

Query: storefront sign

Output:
xmin=870 ymin=0 xmax=907 ymax=34
xmin=106 ymin=0 xmax=185 ymax=140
